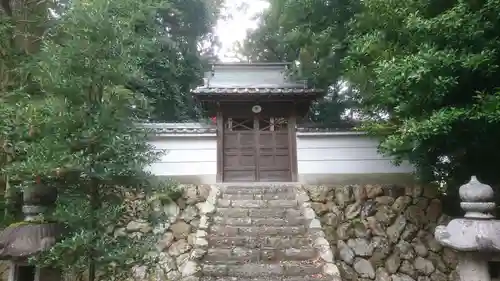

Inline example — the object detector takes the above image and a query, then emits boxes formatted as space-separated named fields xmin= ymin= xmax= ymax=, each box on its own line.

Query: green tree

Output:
xmin=1 ymin=0 xmax=179 ymax=279
xmin=1 ymin=0 xmax=51 ymax=223
xmin=129 ymin=0 xmax=223 ymax=122
xmin=343 ymin=0 xmax=500 ymax=188
xmin=242 ymin=0 xmax=500 ymax=191
xmin=238 ymin=0 xmax=359 ymax=126
xmin=1 ymin=0 xmax=222 ymax=227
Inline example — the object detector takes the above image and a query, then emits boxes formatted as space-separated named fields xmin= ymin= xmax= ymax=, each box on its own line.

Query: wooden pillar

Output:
xmin=288 ymin=110 xmax=298 ymax=182
xmin=254 ymin=115 xmax=260 ymax=182
xmin=216 ymin=107 xmax=224 ymax=183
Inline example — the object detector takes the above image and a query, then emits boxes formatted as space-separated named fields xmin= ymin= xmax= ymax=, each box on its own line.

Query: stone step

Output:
xmin=213 ymin=216 xmax=308 ymax=226
xmin=202 ymin=261 xmax=323 ymax=277
xmin=201 ymin=276 xmax=332 ymax=281
xmin=209 ymin=225 xmax=308 ymax=236
xmin=216 ymin=207 xmax=302 ymax=218
xmin=207 ymin=236 xmax=312 ymax=249
xmin=224 ymin=186 xmax=296 ymax=194
xmin=217 ymin=199 xmax=299 ymax=209
xmin=203 ymin=247 xmax=317 ymax=263
xmin=222 ymin=192 xmax=297 ymax=200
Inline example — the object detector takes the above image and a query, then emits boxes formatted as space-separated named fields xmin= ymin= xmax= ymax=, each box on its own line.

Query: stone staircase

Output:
xmin=200 ymin=184 xmax=336 ymax=281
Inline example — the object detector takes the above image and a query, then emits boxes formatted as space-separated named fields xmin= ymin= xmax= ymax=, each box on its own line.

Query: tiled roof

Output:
xmin=191 ymin=87 xmax=323 ymax=95
xmin=141 ymin=122 xmax=360 ymax=135
xmin=296 ymin=127 xmax=357 ymax=132
xmin=141 ymin=123 xmax=216 ymax=134
xmin=152 ymin=127 xmax=216 ymax=134
xmin=296 ymin=122 xmax=359 ymax=132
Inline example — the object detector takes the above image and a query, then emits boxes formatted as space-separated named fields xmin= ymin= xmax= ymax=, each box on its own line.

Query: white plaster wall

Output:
xmin=296 ymin=132 xmax=414 ymax=184
xmin=145 ymin=130 xmax=414 ymax=185
xmin=146 ymin=134 xmax=217 ymax=184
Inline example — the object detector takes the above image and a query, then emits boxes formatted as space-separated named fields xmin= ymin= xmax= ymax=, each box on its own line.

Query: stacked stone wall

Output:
xmin=116 ymin=184 xmax=214 ymax=281
xmin=302 ymin=184 xmax=459 ymax=281
xmin=0 ymin=184 xmax=214 ymax=281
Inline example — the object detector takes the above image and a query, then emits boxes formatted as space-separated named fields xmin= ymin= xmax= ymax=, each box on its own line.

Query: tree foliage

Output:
xmin=0 ymin=0 xmax=219 ymax=279
xmin=241 ymin=0 xmax=500 ymax=189
xmin=238 ymin=0 xmax=359 ymax=126
xmin=1 ymin=0 xmax=51 ymax=223
xmin=1 ymin=0 xmax=165 ymax=278
xmin=344 ymin=0 xmax=500 ymax=188
xmin=129 ymin=0 xmax=223 ymax=122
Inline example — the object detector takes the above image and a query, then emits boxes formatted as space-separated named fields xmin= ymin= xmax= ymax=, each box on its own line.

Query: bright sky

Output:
xmin=214 ymin=0 xmax=269 ymax=62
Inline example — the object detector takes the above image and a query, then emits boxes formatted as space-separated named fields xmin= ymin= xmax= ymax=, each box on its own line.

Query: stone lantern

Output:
xmin=434 ymin=176 xmax=500 ymax=281
xmin=0 ymin=180 xmax=65 ymax=281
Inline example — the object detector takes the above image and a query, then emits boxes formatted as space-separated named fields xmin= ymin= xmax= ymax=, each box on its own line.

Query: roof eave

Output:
xmin=190 ymin=88 xmax=325 ymax=95
xmin=211 ymin=62 xmax=292 ymax=67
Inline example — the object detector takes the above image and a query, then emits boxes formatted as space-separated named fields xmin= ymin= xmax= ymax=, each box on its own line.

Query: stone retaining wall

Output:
xmin=301 ymin=184 xmax=459 ymax=281
xmin=117 ymin=184 xmax=214 ymax=281
xmin=0 ymin=184 xmax=215 ymax=281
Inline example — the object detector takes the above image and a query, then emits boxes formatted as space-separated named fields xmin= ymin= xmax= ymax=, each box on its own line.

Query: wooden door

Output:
xmin=223 ymin=117 xmax=257 ymax=181
xmin=223 ymin=116 xmax=291 ymax=182
xmin=256 ymin=117 xmax=291 ymax=181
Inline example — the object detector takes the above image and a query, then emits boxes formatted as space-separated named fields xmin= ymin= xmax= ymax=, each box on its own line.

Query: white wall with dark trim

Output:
xmin=144 ymin=123 xmax=217 ymax=184
xmin=296 ymin=131 xmax=414 ymax=184
xmin=145 ymin=123 xmax=414 ymax=184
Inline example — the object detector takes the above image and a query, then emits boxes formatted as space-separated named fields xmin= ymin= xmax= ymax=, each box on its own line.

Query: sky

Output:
xmin=213 ymin=0 xmax=269 ymax=62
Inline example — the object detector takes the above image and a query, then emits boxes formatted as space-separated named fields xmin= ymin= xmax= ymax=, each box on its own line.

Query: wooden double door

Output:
xmin=222 ymin=115 xmax=292 ymax=182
